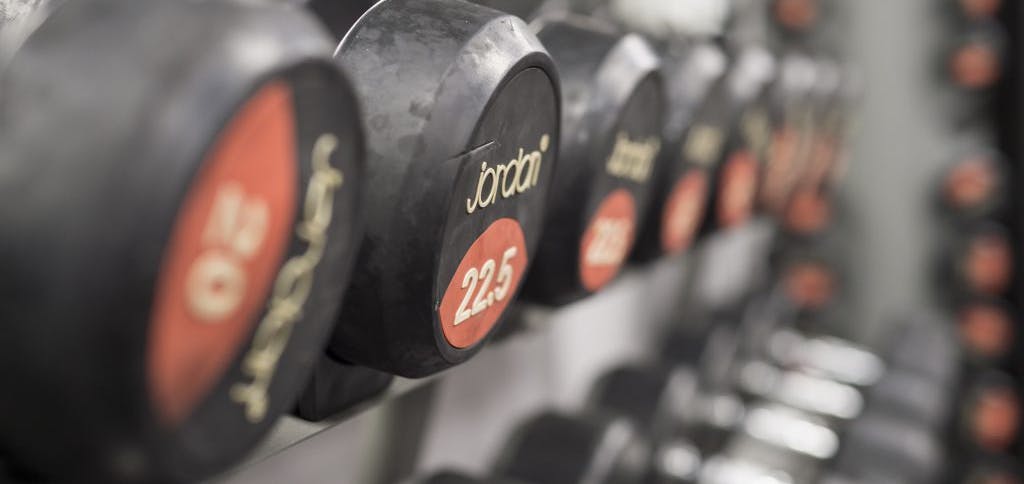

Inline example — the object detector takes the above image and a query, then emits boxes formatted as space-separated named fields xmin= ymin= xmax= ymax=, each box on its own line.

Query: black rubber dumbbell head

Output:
xmin=496 ymin=412 xmax=648 ymax=484
xmin=521 ymin=17 xmax=665 ymax=305
xmin=864 ymin=369 xmax=953 ymax=430
xmin=0 ymin=0 xmax=364 ymax=481
xmin=955 ymin=298 xmax=1016 ymax=365
xmin=325 ymin=0 xmax=561 ymax=377
xmin=705 ymin=46 xmax=776 ymax=233
xmin=293 ymin=358 xmax=393 ymax=422
xmin=885 ymin=313 xmax=961 ymax=388
xmin=758 ymin=52 xmax=818 ymax=217
xmin=959 ymin=372 xmax=1022 ymax=453
xmin=935 ymin=147 xmax=1007 ymax=222
xmin=631 ymin=42 xmax=726 ymax=262
xmin=942 ymin=222 xmax=1014 ymax=299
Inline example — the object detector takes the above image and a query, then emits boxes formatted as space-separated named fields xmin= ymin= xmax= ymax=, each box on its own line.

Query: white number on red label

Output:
xmin=454 ymin=246 xmax=518 ymax=326
xmin=187 ymin=183 xmax=270 ymax=323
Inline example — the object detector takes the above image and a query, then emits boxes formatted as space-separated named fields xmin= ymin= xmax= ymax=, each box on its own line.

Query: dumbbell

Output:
xmin=703 ymin=46 xmax=776 ymax=233
xmin=947 ymin=22 xmax=1006 ymax=93
xmin=836 ymin=355 xmax=949 ymax=483
xmin=738 ymin=235 xmax=864 ymax=371
xmin=638 ymin=36 xmax=771 ymax=249
xmin=729 ymin=300 xmax=875 ymax=426
xmin=940 ymin=222 xmax=1013 ymax=299
xmin=590 ymin=365 xmax=696 ymax=433
xmin=731 ymin=284 xmax=800 ymax=365
xmin=768 ymin=240 xmax=847 ymax=326
xmin=955 ymin=298 xmax=1016 ymax=367
xmin=780 ymin=256 xmax=838 ymax=317
xmin=311 ymin=0 xmax=560 ymax=378
xmin=632 ymin=41 xmax=726 ymax=262
xmin=658 ymin=323 xmax=750 ymax=456
xmin=734 ymin=359 xmax=863 ymax=422
xmin=473 ymin=0 xmax=697 ymax=277
xmin=715 ymin=404 xmax=839 ymax=484
xmin=772 ymin=0 xmax=820 ymax=34
xmin=759 ymin=53 xmax=819 ymax=218
xmin=661 ymin=313 xmax=744 ymax=392
xmin=589 ymin=364 xmax=705 ymax=483
xmin=955 ymin=0 xmax=1003 ymax=20
xmin=293 ymin=358 xmax=393 ymax=422
xmin=625 ymin=43 xmax=768 ymax=245
xmin=780 ymin=59 xmax=846 ymax=238
xmin=779 ymin=168 xmax=834 ymax=239
xmin=957 ymin=372 xmax=1022 ymax=454
xmin=0 ymin=0 xmax=364 ymax=481
xmin=699 ymin=455 xmax=800 ymax=484
xmin=495 ymin=411 xmax=649 ymax=484
xmin=884 ymin=314 xmax=962 ymax=390
xmin=832 ymin=412 xmax=944 ymax=484
xmin=958 ymin=453 xmax=1024 ymax=484
xmin=521 ymin=16 xmax=666 ymax=305
xmin=936 ymin=147 xmax=1007 ymax=222
xmin=862 ymin=368 xmax=954 ymax=431
xmin=840 ymin=370 xmax=951 ymax=482
xmin=763 ymin=329 xmax=885 ymax=388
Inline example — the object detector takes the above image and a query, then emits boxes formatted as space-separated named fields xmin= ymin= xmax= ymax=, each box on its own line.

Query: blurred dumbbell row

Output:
xmin=5 ymin=0 xmax=1018 ymax=483
xmin=422 ymin=2 xmax=1024 ymax=480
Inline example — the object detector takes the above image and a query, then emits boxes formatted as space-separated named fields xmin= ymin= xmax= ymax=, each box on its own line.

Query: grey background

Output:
xmin=843 ymin=0 xmax=962 ymax=344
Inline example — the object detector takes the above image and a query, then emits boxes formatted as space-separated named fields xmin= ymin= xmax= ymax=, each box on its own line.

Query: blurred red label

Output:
xmin=148 ymin=82 xmax=298 ymax=426
xmin=971 ymin=388 xmax=1021 ymax=451
xmin=661 ymin=169 xmax=709 ymax=254
xmin=717 ymin=149 xmax=759 ymax=228
xmin=580 ymin=189 xmax=637 ymax=292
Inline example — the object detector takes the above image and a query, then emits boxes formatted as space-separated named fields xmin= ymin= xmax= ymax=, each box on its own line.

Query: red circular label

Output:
xmin=971 ymin=388 xmax=1021 ymax=451
xmin=965 ymin=233 xmax=1013 ymax=295
xmin=717 ymin=150 xmax=759 ymax=229
xmin=784 ymin=188 xmax=832 ymax=235
xmin=774 ymin=0 xmax=818 ymax=30
xmin=784 ymin=262 xmax=835 ymax=310
xmin=438 ymin=218 xmax=528 ymax=349
xmin=960 ymin=303 xmax=1013 ymax=359
xmin=147 ymin=82 xmax=298 ymax=426
xmin=579 ymin=189 xmax=637 ymax=292
xmin=946 ymin=158 xmax=996 ymax=210
xmin=961 ymin=0 xmax=1002 ymax=18
xmin=952 ymin=43 xmax=1001 ymax=89
xmin=661 ymin=170 xmax=709 ymax=255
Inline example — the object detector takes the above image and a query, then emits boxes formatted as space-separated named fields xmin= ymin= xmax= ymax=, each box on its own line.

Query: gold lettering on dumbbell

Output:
xmin=229 ymin=133 xmax=344 ymax=423
xmin=186 ymin=184 xmax=270 ymax=322
xmin=683 ymin=125 xmax=724 ymax=167
xmin=605 ymin=132 xmax=661 ymax=183
xmin=465 ymin=134 xmax=550 ymax=214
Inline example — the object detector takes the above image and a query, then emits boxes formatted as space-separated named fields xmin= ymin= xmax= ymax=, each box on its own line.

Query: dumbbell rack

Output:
xmin=221 ymin=223 xmax=774 ymax=484
xmin=10 ymin=0 xmax=1024 ymax=482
